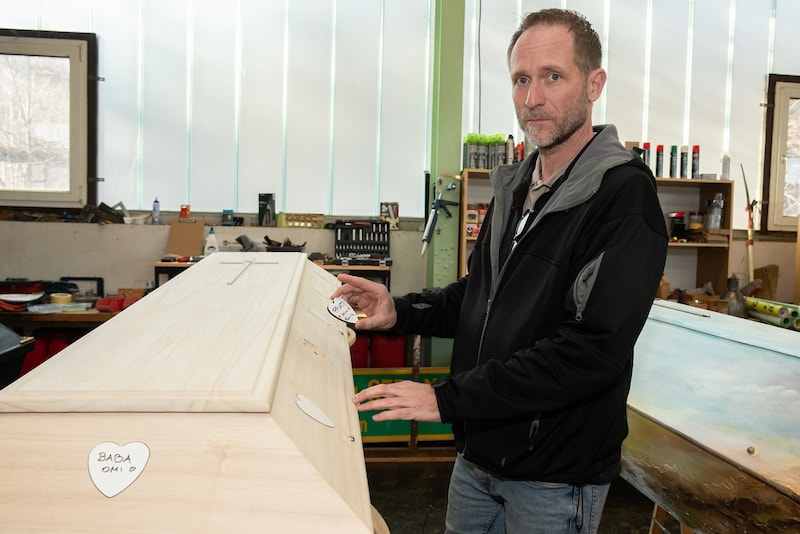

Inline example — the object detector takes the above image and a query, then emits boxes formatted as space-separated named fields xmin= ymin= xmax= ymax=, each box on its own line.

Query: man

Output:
xmin=333 ymin=9 xmax=667 ymax=533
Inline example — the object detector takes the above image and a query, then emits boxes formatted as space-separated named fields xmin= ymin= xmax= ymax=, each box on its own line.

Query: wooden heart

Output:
xmin=88 ymin=441 xmax=150 ymax=498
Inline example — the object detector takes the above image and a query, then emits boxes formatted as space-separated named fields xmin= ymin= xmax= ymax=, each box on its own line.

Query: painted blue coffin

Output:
xmin=624 ymin=300 xmax=800 ymax=532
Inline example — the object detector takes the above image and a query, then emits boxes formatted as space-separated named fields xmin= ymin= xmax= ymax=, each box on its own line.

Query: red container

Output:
xmin=349 ymin=334 xmax=370 ymax=368
xmin=370 ymin=333 xmax=407 ymax=368
xmin=95 ymin=297 xmax=125 ymax=312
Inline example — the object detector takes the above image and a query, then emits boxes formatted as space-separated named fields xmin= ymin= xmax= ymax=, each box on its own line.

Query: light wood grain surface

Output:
xmin=0 ymin=253 xmax=374 ymax=532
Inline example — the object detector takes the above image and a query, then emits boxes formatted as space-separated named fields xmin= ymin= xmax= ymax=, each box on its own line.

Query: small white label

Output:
xmin=88 ymin=441 xmax=150 ymax=498
xmin=327 ymin=297 xmax=357 ymax=324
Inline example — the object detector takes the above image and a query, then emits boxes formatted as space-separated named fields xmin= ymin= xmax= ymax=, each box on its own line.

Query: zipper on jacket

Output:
xmin=475 ymin=296 xmax=492 ymax=367
xmin=572 ymin=251 xmax=605 ymax=322
xmin=464 ymin=295 xmax=492 ymax=457
xmin=527 ymin=417 xmax=540 ymax=451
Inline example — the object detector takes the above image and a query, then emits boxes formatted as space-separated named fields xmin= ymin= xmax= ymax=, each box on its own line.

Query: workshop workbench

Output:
xmin=0 ymin=310 xmax=117 ymax=336
xmin=154 ymin=261 xmax=195 ymax=287
xmin=321 ymin=264 xmax=391 ymax=291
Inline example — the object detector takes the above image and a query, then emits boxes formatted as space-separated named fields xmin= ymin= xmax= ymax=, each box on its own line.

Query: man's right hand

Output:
xmin=330 ymin=273 xmax=397 ymax=330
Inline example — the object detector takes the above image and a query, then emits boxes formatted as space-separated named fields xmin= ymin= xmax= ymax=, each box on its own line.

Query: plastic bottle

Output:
xmin=151 ymin=197 xmax=160 ymax=225
xmin=721 ymin=276 xmax=747 ymax=318
xmin=721 ymin=153 xmax=731 ymax=180
xmin=204 ymin=227 xmax=218 ymax=255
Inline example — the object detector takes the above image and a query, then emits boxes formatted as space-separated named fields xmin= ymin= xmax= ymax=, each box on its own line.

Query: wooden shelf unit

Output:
xmin=457 ymin=171 xmax=735 ymax=294
xmin=458 ymin=168 xmax=492 ymax=277
xmin=657 ymin=177 xmax=734 ymax=294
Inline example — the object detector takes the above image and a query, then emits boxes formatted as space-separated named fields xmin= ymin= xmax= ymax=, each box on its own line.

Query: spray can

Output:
xmin=466 ymin=134 xmax=478 ymax=168
xmin=691 ymin=145 xmax=700 ymax=178
xmin=505 ymin=135 xmax=515 ymax=165
xmin=655 ymin=145 xmax=664 ymax=177
xmin=476 ymin=135 xmax=488 ymax=169
xmin=680 ymin=145 xmax=689 ymax=178
xmin=642 ymin=142 xmax=651 ymax=169
xmin=669 ymin=145 xmax=678 ymax=178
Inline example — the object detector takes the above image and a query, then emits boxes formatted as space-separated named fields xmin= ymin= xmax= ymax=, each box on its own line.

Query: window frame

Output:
xmin=761 ymin=73 xmax=800 ymax=235
xmin=0 ymin=29 xmax=97 ymax=209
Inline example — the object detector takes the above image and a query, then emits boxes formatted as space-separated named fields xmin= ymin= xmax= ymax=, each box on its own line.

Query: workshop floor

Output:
xmin=367 ymin=460 xmax=679 ymax=534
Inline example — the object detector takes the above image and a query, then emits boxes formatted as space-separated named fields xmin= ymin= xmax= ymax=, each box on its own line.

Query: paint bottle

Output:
xmin=669 ymin=145 xmax=678 ymax=178
xmin=691 ymin=145 xmax=700 ymax=178
xmin=680 ymin=145 xmax=689 ymax=178
xmin=655 ymin=145 xmax=664 ymax=177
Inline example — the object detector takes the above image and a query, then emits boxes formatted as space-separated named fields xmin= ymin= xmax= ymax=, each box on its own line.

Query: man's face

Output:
xmin=509 ymin=24 xmax=600 ymax=150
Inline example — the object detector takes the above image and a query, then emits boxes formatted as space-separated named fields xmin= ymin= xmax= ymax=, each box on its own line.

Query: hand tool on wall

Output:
xmin=421 ymin=182 xmax=459 ymax=255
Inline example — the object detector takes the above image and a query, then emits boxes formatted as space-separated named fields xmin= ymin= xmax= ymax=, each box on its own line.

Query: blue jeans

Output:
xmin=445 ymin=454 xmax=610 ymax=534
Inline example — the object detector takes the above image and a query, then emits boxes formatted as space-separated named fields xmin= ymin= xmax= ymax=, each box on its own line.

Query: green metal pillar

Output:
xmin=426 ymin=0 xmax=465 ymax=366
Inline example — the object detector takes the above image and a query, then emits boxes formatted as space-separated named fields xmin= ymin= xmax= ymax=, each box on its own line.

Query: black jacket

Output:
xmin=392 ymin=125 xmax=668 ymax=484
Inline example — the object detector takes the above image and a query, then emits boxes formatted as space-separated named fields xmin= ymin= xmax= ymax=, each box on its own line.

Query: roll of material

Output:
xmin=50 ymin=292 xmax=73 ymax=304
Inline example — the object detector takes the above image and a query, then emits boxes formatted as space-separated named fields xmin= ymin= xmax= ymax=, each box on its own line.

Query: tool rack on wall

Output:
xmin=333 ymin=220 xmax=391 ymax=264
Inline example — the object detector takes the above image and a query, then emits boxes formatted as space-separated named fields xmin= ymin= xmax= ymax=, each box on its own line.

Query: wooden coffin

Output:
xmin=0 ymin=252 xmax=374 ymax=533
xmin=625 ymin=300 xmax=800 ymax=532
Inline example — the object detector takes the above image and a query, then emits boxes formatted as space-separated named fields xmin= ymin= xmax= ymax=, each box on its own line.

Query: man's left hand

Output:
xmin=352 ymin=380 xmax=441 ymax=423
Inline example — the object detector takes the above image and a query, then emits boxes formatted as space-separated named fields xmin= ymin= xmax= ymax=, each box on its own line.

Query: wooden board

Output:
xmin=166 ymin=217 xmax=205 ymax=256
xmin=0 ymin=413 xmax=369 ymax=533
xmin=0 ymin=252 xmax=373 ymax=533
xmin=624 ymin=300 xmax=800 ymax=532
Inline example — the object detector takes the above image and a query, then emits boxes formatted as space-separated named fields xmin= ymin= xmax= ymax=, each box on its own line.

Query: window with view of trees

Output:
xmin=762 ymin=74 xmax=800 ymax=233
xmin=0 ymin=30 xmax=96 ymax=208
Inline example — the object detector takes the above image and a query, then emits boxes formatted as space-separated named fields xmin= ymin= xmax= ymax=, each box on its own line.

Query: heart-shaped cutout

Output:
xmin=88 ymin=441 xmax=150 ymax=498
xmin=327 ymin=297 xmax=357 ymax=324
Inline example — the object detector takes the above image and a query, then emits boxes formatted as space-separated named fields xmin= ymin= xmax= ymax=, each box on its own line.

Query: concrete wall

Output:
xmin=0 ymin=220 xmax=428 ymax=298
xmin=0 ymin=220 xmax=796 ymax=304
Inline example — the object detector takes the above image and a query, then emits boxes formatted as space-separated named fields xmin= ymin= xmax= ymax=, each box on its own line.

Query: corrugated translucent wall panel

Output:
xmin=189 ymin=0 xmax=238 ymax=211
xmin=378 ymin=0 xmax=431 ymax=218
xmin=605 ymin=0 xmax=648 ymax=144
xmin=284 ymin=0 xmax=333 ymax=215
xmin=728 ymin=2 xmax=770 ymax=187
xmin=93 ymin=0 xmax=141 ymax=207
xmin=236 ymin=1 xmax=286 ymax=215
xmin=0 ymin=0 xmax=434 ymax=217
xmin=329 ymin=0 xmax=381 ymax=217
xmin=141 ymin=1 xmax=189 ymax=212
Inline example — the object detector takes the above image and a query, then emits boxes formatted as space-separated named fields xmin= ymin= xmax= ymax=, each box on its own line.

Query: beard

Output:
xmin=517 ymin=90 xmax=589 ymax=150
